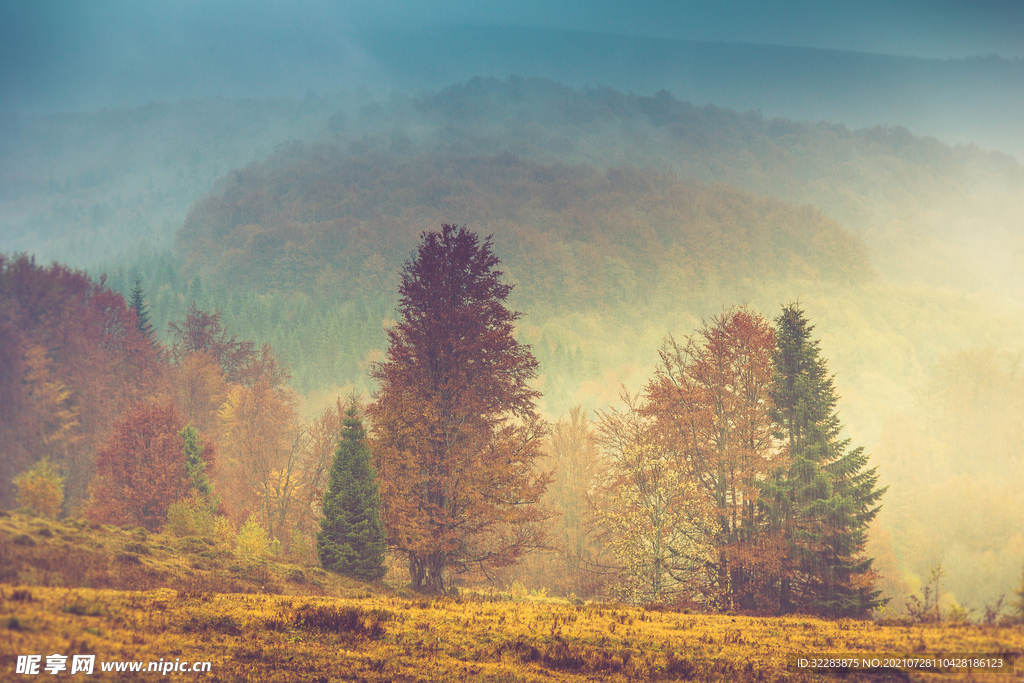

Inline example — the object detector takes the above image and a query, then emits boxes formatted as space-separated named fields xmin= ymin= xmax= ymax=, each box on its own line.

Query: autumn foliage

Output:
xmin=87 ymin=403 xmax=190 ymax=531
xmin=0 ymin=254 xmax=167 ymax=511
xmin=12 ymin=459 xmax=65 ymax=519
xmin=369 ymin=224 xmax=551 ymax=592
xmin=639 ymin=309 xmax=783 ymax=609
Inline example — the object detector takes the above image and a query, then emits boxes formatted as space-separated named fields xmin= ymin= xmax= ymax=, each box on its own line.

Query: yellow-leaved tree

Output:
xmin=13 ymin=458 xmax=65 ymax=518
xmin=595 ymin=392 xmax=715 ymax=605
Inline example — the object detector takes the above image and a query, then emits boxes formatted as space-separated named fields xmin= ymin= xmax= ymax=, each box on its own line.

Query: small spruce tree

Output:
xmin=317 ymin=402 xmax=386 ymax=581
xmin=129 ymin=277 xmax=155 ymax=341
xmin=165 ymin=424 xmax=220 ymax=537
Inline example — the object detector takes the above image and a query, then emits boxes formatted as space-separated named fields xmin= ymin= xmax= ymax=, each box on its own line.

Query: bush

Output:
xmin=165 ymin=494 xmax=217 ymax=538
xmin=1015 ymin=566 xmax=1024 ymax=625
xmin=214 ymin=516 xmax=236 ymax=549
xmin=292 ymin=604 xmax=391 ymax=638
xmin=14 ymin=459 xmax=64 ymax=518
xmin=236 ymin=515 xmax=271 ymax=557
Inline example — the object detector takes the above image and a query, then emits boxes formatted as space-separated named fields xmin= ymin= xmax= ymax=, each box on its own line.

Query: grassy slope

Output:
xmin=2 ymin=511 xmax=1022 ymax=682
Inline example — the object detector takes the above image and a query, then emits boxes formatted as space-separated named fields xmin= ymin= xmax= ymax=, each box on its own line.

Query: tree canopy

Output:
xmin=369 ymin=224 xmax=550 ymax=593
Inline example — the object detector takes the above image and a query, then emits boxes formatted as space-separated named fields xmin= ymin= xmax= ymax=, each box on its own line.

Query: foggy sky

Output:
xmin=2 ymin=0 xmax=1021 ymax=114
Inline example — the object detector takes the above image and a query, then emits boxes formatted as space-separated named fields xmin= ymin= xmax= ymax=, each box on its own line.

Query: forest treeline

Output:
xmin=388 ymin=77 xmax=1024 ymax=295
xmin=6 ymin=76 xmax=1024 ymax=294
xmin=0 ymin=237 xmax=888 ymax=618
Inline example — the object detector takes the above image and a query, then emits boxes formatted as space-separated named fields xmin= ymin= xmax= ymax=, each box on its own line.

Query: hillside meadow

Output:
xmin=2 ymin=511 xmax=1022 ymax=682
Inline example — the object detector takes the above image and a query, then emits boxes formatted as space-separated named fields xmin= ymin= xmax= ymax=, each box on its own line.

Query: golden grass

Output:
xmin=2 ymin=511 xmax=1023 ymax=682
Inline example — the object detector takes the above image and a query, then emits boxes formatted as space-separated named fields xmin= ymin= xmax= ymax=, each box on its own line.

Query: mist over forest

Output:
xmin=3 ymin=3 xmax=1024 ymax=624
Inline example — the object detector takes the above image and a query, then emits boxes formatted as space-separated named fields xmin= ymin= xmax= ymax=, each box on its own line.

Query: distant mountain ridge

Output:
xmin=355 ymin=25 xmax=1024 ymax=162
xmin=176 ymin=147 xmax=871 ymax=306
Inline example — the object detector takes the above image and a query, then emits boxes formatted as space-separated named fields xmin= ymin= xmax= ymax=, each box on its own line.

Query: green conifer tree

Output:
xmin=762 ymin=304 xmax=887 ymax=618
xmin=317 ymin=402 xmax=386 ymax=581
xmin=129 ymin=277 xmax=155 ymax=340
xmin=181 ymin=424 xmax=218 ymax=509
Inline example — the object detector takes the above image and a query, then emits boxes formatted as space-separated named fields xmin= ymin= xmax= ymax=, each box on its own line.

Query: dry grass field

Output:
xmin=2 ymin=511 xmax=1022 ymax=682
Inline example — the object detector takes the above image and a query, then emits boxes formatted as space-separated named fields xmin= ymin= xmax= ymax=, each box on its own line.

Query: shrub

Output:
xmin=176 ymin=537 xmax=215 ymax=555
xmin=115 ymin=552 xmax=143 ymax=565
xmin=14 ymin=459 xmax=64 ymax=518
xmin=292 ymin=604 xmax=391 ymax=638
xmin=214 ymin=516 xmax=236 ymax=549
xmin=1015 ymin=566 xmax=1024 ymax=626
xmin=165 ymin=493 xmax=217 ymax=538
xmin=236 ymin=515 xmax=271 ymax=557
xmin=181 ymin=614 xmax=241 ymax=635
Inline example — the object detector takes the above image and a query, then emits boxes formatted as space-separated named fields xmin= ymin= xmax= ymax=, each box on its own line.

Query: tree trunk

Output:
xmin=409 ymin=555 xmax=426 ymax=590
xmin=780 ymin=576 xmax=792 ymax=614
xmin=408 ymin=551 xmax=447 ymax=593
xmin=425 ymin=551 xmax=446 ymax=593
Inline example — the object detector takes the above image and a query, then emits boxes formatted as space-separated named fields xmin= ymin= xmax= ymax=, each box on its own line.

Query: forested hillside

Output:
xmin=5 ymin=77 xmax=1024 ymax=618
xmin=6 ymin=77 xmax=1024 ymax=296
xmin=0 ymin=95 xmax=347 ymax=264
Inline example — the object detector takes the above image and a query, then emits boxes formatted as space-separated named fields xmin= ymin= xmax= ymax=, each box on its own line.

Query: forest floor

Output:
xmin=2 ymin=511 xmax=1022 ymax=682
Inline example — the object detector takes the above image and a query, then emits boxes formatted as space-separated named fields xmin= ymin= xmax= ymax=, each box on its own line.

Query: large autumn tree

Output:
xmin=643 ymin=308 xmax=785 ymax=610
xmin=369 ymin=224 xmax=550 ymax=593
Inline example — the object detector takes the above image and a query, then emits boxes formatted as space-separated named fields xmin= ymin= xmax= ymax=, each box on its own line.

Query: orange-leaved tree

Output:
xmin=643 ymin=308 xmax=785 ymax=610
xmin=369 ymin=224 xmax=550 ymax=593
xmin=217 ymin=344 xmax=298 ymax=541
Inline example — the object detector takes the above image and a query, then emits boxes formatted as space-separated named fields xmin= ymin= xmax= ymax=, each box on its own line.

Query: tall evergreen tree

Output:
xmin=762 ymin=304 xmax=887 ymax=618
xmin=129 ymin=277 xmax=154 ymax=340
xmin=317 ymin=402 xmax=386 ymax=581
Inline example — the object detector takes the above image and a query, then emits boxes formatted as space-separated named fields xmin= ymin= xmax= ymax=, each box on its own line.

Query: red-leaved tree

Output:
xmin=369 ymin=224 xmax=551 ymax=593
xmin=87 ymin=403 xmax=190 ymax=531
xmin=0 ymin=254 xmax=168 ymax=510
